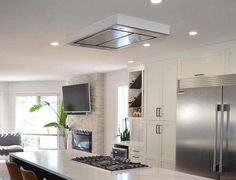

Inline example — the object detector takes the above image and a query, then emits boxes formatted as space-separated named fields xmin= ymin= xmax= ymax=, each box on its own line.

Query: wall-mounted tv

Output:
xmin=62 ymin=83 xmax=91 ymax=113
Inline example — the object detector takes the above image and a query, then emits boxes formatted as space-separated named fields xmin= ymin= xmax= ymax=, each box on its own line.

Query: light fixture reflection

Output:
xmin=151 ymin=0 xmax=162 ymax=4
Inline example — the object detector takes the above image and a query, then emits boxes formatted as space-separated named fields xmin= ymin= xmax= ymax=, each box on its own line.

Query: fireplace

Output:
xmin=72 ymin=130 xmax=92 ymax=153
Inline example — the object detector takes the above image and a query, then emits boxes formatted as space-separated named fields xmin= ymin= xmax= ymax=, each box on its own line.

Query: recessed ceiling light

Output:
xmin=50 ymin=42 xmax=60 ymax=46
xmin=143 ymin=43 xmax=151 ymax=47
xmin=189 ymin=31 xmax=198 ymax=36
xmin=150 ymin=0 xmax=162 ymax=4
xmin=128 ymin=60 xmax=134 ymax=64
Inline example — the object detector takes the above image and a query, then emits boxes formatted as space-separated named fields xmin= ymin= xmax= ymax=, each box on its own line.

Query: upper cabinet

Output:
xmin=178 ymin=54 xmax=225 ymax=79
xmin=226 ymin=50 xmax=236 ymax=74
xmin=144 ymin=60 xmax=177 ymax=121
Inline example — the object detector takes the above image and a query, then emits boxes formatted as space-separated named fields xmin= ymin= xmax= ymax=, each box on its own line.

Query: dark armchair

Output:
xmin=0 ymin=133 xmax=24 ymax=156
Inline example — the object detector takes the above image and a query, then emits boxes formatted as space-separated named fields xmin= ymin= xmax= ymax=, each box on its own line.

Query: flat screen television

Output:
xmin=62 ymin=83 xmax=91 ymax=113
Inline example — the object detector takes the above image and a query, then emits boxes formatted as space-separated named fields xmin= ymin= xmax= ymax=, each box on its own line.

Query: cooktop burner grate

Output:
xmin=72 ymin=156 xmax=148 ymax=171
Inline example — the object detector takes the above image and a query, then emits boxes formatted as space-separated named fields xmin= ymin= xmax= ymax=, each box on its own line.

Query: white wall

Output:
xmin=104 ymin=69 xmax=128 ymax=155
xmin=5 ymin=81 xmax=65 ymax=132
xmin=0 ymin=82 xmax=9 ymax=132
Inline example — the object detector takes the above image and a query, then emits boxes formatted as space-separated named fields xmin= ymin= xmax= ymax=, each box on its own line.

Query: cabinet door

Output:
xmin=146 ymin=123 xmax=162 ymax=167
xmin=178 ymin=55 xmax=224 ymax=79
xmin=226 ymin=50 xmax=236 ymax=74
xmin=145 ymin=62 xmax=163 ymax=120
xmin=162 ymin=61 xmax=177 ymax=121
xmin=161 ymin=125 xmax=176 ymax=170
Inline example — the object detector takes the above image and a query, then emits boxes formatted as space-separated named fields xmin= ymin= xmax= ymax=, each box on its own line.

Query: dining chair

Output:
xmin=6 ymin=162 xmax=23 ymax=180
xmin=21 ymin=168 xmax=38 ymax=180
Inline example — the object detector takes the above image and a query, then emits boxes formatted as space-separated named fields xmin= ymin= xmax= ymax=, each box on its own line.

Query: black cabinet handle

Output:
xmin=156 ymin=108 xmax=158 ymax=117
xmin=156 ymin=108 xmax=162 ymax=117
xmin=194 ymin=73 xmax=205 ymax=77
xmin=158 ymin=125 xmax=161 ymax=134
xmin=156 ymin=125 xmax=161 ymax=134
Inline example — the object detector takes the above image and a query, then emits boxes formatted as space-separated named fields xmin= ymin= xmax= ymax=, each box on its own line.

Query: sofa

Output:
xmin=0 ymin=133 xmax=24 ymax=156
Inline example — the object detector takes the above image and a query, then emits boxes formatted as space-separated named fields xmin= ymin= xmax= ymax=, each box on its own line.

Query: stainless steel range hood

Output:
xmin=68 ymin=14 xmax=170 ymax=50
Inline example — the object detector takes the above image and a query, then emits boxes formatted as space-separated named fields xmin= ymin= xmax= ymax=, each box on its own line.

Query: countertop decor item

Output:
xmin=29 ymin=101 xmax=68 ymax=149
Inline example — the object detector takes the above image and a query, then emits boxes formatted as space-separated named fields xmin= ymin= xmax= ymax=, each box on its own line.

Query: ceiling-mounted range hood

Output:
xmin=68 ymin=14 xmax=170 ymax=50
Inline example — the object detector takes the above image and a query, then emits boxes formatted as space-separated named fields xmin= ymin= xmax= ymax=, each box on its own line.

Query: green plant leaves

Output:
xmin=29 ymin=101 xmax=67 ymax=130
xmin=59 ymin=102 xmax=67 ymax=128
xmin=119 ymin=128 xmax=130 ymax=141
xmin=44 ymin=122 xmax=61 ymax=129
xmin=29 ymin=101 xmax=50 ymax=112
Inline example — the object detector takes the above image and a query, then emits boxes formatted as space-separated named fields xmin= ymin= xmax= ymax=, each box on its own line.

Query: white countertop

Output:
xmin=114 ymin=140 xmax=144 ymax=147
xmin=10 ymin=150 xmax=213 ymax=180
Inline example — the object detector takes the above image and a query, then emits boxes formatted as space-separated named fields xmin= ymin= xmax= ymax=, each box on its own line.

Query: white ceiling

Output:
xmin=1 ymin=0 xmax=236 ymax=81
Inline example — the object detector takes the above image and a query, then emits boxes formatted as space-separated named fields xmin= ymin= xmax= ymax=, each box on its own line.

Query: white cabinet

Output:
xmin=226 ymin=50 xmax=236 ymax=74
xmin=146 ymin=123 xmax=162 ymax=167
xmin=130 ymin=155 xmax=145 ymax=163
xmin=145 ymin=122 xmax=176 ymax=170
xmin=161 ymin=124 xmax=176 ymax=169
xmin=178 ymin=54 xmax=224 ymax=79
xmin=144 ymin=60 xmax=177 ymax=170
xmin=145 ymin=60 xmax=177 ymax=121
xmin=129 ymin=145 xmax=145 ymax=164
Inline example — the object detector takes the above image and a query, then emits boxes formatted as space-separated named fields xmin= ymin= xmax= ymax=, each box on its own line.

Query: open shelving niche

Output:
xmin=128 ymin=69 xmax=144 ymax=118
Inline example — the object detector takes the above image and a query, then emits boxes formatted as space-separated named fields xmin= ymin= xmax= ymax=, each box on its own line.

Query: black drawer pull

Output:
xmin=194 ymin=73 xmax=204 ymax=77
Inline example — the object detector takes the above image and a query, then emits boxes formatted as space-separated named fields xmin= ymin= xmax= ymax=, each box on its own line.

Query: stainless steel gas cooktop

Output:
xmin=72 ymin=156 xmax=148 ymax=171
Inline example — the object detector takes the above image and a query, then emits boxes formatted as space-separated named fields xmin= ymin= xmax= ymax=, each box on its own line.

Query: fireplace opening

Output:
xmin=72 ymin=130 xmax=92 ymax=153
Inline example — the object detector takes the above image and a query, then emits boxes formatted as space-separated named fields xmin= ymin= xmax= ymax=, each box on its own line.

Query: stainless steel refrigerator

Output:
xmin=176 ymin=74 xmax=236 ymax=180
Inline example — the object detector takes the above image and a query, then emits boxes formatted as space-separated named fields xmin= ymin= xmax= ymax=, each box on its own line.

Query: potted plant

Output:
xmin=117 ymin=118 xmax=130 ymax=141
xmin=29 ymin=101 xmax=68 ymax=149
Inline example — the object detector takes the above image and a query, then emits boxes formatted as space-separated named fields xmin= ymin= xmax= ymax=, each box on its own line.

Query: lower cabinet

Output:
xmin=145 ymin=122 xmax=176 ymax=170
xmin=146 ymin=123 xmax=162 ymax=166
xmin=128 ymin=145 xmax=145 ymax=164
xmin=130 ymin=155 xmax=145 ymax=163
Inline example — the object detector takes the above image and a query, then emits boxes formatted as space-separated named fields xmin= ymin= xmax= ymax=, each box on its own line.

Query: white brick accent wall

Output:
xmin=67 ymin=73 xmax=104 ymax=155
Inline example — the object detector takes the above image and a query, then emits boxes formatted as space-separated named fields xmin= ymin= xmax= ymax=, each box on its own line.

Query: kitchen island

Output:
xmin=10 ymin=150 xmax=212 ymax=180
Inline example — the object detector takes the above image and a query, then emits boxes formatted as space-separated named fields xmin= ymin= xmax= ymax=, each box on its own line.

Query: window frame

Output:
xmin=15 ymin=93 xmax=60 ymax=150
xmin=116 ymin=83 xmax=128 ymax=134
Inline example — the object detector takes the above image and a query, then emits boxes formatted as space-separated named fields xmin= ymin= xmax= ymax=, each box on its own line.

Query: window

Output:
xmin=15 ymin=95 xmax=59 ymax=150
xmin=117 ymin=85 xmax=128 ymax=133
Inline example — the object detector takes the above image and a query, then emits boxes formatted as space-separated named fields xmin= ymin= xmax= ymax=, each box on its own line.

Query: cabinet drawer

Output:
xmin=130 ymin=155 xmax=145 ymax=163
xmin=129 ymin=146 xmax=144 ymax=155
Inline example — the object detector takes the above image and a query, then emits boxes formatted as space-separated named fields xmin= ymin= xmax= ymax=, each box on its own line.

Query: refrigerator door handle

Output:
xmin=219 ymin=104 xmax=230 ymax=173
xmin=218 ymin=104 xmax=230 ymax=173
xmin=213 ymin=104 xmax=221 ymax=172
xmin=220 ymin=104 xmax=230 ymax=173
